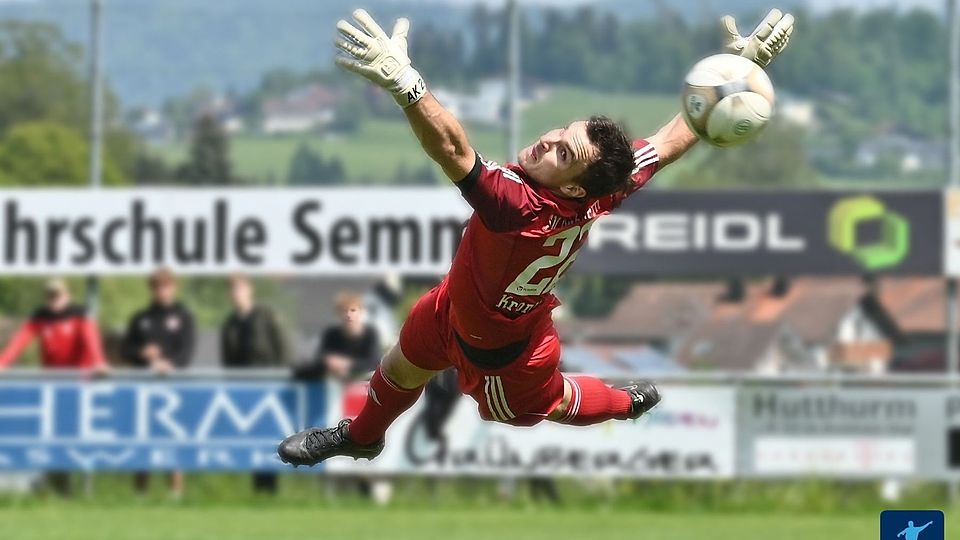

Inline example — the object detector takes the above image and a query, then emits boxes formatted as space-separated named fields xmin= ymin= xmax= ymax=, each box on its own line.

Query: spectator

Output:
xmin=0 ymin=278 xmax=107 ymax=372
xmin=295 ymin=291 xmax=383 ymax=500
xmin=0 ymin=278 xmax=107 ymax=497
xmin=221 ymin=274 xmax=289 ymax=495
xmin=122 ymin=268 xmax=195 ymax=500
xmin=221 ymin=275 xmax=289 ymax=369
xmin=295 ymin=291 xmax=381 ymax=380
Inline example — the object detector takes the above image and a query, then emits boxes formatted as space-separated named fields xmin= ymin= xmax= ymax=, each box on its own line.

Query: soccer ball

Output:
xmin=680 ymin=53 xmax=775 ymax=147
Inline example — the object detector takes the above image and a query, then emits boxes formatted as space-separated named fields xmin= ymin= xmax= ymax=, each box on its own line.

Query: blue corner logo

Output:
xmin=880 ymin=511 xmax=944 ymax=540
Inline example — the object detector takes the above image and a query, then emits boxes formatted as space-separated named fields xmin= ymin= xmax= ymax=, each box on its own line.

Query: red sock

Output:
xmin=559 ymin=376 xmax=633 ymax=426
xmin=347 ymin=367 xmax=424 ymax=445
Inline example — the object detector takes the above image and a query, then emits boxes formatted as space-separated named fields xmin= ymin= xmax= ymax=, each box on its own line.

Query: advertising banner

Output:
xmin=0 ymin=380 xmax=325 ymax=471
xmin=737 ymin=387 xmax=948 ymax=478
xmin=3 ymin=377 xmax=959 ymax=479
xmin=944 ymin=189 xmax=960 ymax=276
xmin=0 ymin=189 xmax=470 ymax=275
xmin=326 ymin=384 xmax=737 ymax=478
xmin=581 ymin=190 xmax=943 ymax=276
xmin=0 ymin=189 xmax=944 ymax=276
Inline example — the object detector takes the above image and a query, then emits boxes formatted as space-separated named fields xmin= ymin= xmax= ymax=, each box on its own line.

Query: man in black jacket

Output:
xmin=221 ymin=274 xmax=289 ymax=494
xmin=296 ymin=291 xmax=381 ymax=381
xmin=221 ymin=275 xmax=289 ymax=369
xmin=123 ymin=268 xmax=196 ymax=373
xmin=122 ymin=268 xmax=196 ymax=499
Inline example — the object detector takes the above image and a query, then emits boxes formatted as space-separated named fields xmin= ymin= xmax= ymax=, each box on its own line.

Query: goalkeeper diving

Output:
xmin=279 ymin=8 xmax=794 ymax=465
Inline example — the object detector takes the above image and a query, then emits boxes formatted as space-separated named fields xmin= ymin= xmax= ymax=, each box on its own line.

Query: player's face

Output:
xmin=230 ymin=281 xmax=253 ymax=310
xmin=151 ymin=282 xmax=177 ymax=305
xmin=518 ymin=120 xmax=598 ymax=198
xmin=338 ymin=303 xmax=364 ymax=327
xmin=44 ymin=289 xmax=69 ymax=312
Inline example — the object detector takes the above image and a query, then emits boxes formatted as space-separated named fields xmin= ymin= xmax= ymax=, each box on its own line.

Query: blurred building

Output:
xmin=261 ymin=83 xmax=338 ymax=135
xmin=193 ymin=92 xmax=245 ymax=135
xmin=561 ymin=278 xmax=901 ymax=375
xmin=854 ymin=134 xmax=946 ymax=174
xmin=880 ymin=277 xmax=956 ymax=372
xmin=776 ymin=95 xmax=816 ymax=128
xmin=127 ymin=107 xmax=176 ymax=143
xmin=432 ymin=78 xmax=545 ymax=127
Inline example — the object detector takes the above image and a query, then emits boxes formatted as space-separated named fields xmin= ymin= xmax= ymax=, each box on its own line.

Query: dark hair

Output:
xmin=577 ymin=115 xmax=633 ymax=198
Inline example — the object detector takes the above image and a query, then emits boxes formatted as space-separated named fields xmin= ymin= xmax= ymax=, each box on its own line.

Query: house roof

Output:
xmin=774 ymin=277 xmax=868 ymax=343
xmin=564 ymin=278 xmax=878 ymax=345
xmin=263 ymin=84 xmax=338 ymax=117
xmin=557 ymin=281 xmax=724 ymax=342
xmin=675 ymin=318 xmax=785 ymax=371
xmin=878 ymin=277 xmax=958 ymax=333
xmin=562 ymin=277 xmax=900 ymax=372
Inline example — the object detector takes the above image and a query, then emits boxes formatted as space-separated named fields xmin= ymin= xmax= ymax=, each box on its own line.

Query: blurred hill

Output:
xmin=0 ymin=0 xmax=469 ymax=106
xmin=0 ymin=0 xmax=816 ymax=107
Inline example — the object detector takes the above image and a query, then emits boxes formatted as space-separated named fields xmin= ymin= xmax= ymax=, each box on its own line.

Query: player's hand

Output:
xmin=151 ymin=357 xmax=173 ymax=376
xmin=721 ymin=9 xmax=794 ymax=67
xmin=334 ymin=9 xmax=426 ymax=108
xmin=90 ymin=362 xmax=112 ymax=379
xmin=324 ymin=354 xmax=352 ymax=379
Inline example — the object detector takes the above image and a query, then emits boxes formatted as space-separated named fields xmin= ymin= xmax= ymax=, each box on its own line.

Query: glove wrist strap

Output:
xmin=390 ymin=67 xmax=426 ymax=108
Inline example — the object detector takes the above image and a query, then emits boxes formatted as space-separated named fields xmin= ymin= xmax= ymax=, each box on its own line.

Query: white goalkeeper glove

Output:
xmin=721 ymin=8 xmax=795 ymax=68
xmin=334 ymin=9 xmax=426 ymax=108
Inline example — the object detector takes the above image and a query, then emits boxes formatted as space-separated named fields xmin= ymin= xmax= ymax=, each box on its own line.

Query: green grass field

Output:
xmin=152 ymin=88 xmax=681 ymax=184
xmin=1 ymin=474 xmax=956 ymax=540
xmin=0 ymin=506 xmax=920 ymax=540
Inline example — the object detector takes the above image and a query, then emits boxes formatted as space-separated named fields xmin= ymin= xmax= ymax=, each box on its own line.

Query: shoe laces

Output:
xmin=305 ymin=426 xmax=341 ymax=455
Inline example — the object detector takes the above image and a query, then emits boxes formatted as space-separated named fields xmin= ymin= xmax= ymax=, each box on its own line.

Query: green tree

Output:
xmin=176 ymin=114 xmax=234 ymax=185
xmin=0 ymin=21 xmax=141 ymax=178
xmin=133 ymin=154 xmax=176 ymax=185
xmin=411 ymin=163 xmax=437 ymax=185
xmin=672 ymin=122 xmax=818 ymax=189
xmin=287 ymin=143 xmax=322 ymax=184
xmin=287 ymin=143 xmax=344 ymax=185
xmin=0 ymin=21 xmax=87 ymax=132
xmin=0 ymin=121 xmax=125 ymax=186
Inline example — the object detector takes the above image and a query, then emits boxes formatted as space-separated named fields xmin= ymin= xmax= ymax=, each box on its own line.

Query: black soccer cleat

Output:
xmin=277 ymin=419 xmax=384 ymax=467
xmin=620 ymin=381 xmax=661 ymax=419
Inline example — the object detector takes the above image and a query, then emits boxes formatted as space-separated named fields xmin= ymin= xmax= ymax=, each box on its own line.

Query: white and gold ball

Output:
xmin=681 ymin=53 xmax=775 ymax=147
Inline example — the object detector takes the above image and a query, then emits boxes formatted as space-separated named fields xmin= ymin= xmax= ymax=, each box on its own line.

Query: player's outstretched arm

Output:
xmin=403 ymin=93 xmax=475 ymax=182
xmin=646 ymin=114 xmax=698 ymax=168
xmin=334 ymin=9 xmax=475 ymax=182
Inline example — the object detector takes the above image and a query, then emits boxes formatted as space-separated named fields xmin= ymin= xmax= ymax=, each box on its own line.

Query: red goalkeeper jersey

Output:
xmin=446 ymin=139 xmax=660 ymax=350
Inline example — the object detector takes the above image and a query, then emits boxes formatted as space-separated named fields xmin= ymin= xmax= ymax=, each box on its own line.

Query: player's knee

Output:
xmin=380 ymin=344 xmax=435 ymax=390
xmin=546 ymin=379 xmax=573 ymax=422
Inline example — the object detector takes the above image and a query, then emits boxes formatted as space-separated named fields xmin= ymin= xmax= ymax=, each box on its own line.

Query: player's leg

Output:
xmin=547 ymin=376 xmax=660 ymax=425
xmin=278 ymin=286 xmax=452 ymax=466
xmin=456 ymin=327 xmax=661 ymax=427
xmin=278 ymin=344 xmax=438 ymax=466
xmin=345 ymin=344 xmax=438 ymax=444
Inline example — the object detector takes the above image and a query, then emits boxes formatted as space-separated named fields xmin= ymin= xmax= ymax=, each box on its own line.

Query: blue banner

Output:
xmin=0 ymin=380 xmax=326 ymax=471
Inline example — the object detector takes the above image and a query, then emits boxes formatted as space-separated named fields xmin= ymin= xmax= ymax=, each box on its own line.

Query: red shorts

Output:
xmin=399 ymin=285 xmax=564 ymax=426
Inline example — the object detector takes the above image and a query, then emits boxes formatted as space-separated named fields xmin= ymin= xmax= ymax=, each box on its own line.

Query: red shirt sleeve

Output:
xmin=0 ymin=320 xmax=39 ymax=368
xmin=609 ymin=139 xmax=661 ymax=209
xmin=626 ymin=139 xmax=660 ymax=195
xmin=78 ymin=317 xmax=106 ymax=369
xmin=455 ymin=154 xmax=541 ymax=233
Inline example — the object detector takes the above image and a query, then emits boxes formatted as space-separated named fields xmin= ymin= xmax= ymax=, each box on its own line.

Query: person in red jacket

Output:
xmin=0 ymin=278 xmax=107 ymax=496
xmin=0 ymin=278 xmax=107 ymax=371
